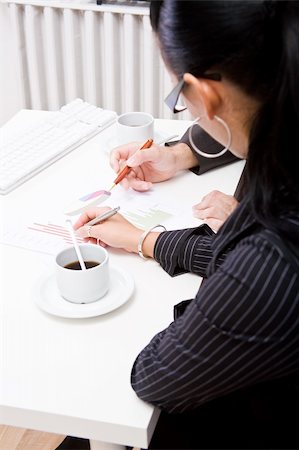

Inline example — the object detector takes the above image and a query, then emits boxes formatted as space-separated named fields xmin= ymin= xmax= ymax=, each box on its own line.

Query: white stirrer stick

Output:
xmin=65 ymin=219 xmax=86 ymax=271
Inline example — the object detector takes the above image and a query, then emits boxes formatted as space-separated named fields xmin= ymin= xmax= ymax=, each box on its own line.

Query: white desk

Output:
xmin=0 ymin=113 xmax=245 ymax=449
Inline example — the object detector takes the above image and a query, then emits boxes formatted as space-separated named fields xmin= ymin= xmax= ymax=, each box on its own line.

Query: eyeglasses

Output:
xmin=164 ymin=73 xmax=222 ymax=114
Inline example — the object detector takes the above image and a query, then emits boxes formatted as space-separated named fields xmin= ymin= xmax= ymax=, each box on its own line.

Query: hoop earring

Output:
xmin=188 ymin=115 xmax=232 ymax=159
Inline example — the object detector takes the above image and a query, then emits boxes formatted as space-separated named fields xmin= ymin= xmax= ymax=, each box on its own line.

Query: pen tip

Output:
xmin=109 ymin=183 xmax=116 ymax=191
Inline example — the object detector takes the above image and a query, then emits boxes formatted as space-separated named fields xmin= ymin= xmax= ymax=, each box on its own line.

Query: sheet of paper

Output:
xmin=1 ymin=187 xmax=199 ymax=256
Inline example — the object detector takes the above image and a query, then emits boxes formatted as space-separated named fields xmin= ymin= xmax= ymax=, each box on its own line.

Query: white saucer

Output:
xmin=35 ymin=265 xmax=134 ymax=319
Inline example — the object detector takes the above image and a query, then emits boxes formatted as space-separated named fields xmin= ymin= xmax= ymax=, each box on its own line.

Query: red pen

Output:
xmin=109 ymin=138 xmax=153 ymax=191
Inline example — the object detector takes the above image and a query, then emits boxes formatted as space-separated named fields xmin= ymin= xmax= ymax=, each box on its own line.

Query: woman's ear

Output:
xmin=183 ymin=73 xmax=222 ymax=119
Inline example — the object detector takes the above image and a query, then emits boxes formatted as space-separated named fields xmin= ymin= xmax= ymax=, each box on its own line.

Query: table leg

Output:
xmin=89 ymin=440 xmax=127 ymax=450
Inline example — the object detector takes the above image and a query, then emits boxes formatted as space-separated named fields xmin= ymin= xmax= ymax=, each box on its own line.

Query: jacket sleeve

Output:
xmin=153 ymin=225 xmax=216 ymax=278
xmin=179 ymin=125 xmax=240 ymax=175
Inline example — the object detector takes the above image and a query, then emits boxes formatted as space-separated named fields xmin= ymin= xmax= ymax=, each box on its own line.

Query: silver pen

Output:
xmin=86 ymin=206 xmax=120 ymax=226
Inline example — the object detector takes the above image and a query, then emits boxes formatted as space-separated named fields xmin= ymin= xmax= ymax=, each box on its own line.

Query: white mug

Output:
xmin=55 ymin=244 xmax=109 ymax=304
xmin=117 ymin=112 xmax=154 ymax=145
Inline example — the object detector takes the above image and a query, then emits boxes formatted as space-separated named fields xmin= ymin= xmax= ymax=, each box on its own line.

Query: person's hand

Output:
xmin=192 ymin=190 xmax=239 ymax=231
xmin=74 ymin=207 xmax=143 ymax=253
xmin=110 ymin=141 xmax=197 ymax=191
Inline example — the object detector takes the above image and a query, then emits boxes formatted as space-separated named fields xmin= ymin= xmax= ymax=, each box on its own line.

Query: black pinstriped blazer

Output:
xmin=130 ymin=127 xmax=298 ymax=448
xmin=131 ymin=198 xmax=299 ymax=414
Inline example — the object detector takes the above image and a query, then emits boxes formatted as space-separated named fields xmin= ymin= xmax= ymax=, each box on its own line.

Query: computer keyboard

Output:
xmin=0 ymin=99 xmax=117 ymax=194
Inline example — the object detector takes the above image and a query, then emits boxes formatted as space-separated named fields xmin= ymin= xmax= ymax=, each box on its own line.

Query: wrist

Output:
xmin=128 ymin=229 xmax=144 ymax=254
xmin=173 ymin=143 xmax=199 ymax=171
xmin=141 ymin=232 xmax=161 ymax=258
xmin=137 ymin=225 xmax=165 ymax=259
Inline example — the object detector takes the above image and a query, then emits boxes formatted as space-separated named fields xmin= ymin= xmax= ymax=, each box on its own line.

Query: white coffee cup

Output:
xmin=117 ymin=112 xmax=154 ymax=145
xmin=55 ymin=244 xmax=109 ymax=304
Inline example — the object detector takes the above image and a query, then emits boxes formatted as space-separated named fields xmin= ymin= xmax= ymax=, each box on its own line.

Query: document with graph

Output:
xmin=1 ymin=188 xmax=198 ymax=256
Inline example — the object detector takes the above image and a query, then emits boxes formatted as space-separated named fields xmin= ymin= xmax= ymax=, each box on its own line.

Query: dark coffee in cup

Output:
xmin=56 ymin=244 xmax=109 ymax=303
xmin=64 ymin=260 xmax=100 ymax=270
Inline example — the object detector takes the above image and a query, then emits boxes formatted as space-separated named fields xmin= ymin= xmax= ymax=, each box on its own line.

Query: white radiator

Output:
xmin=6 ymin=0 xmax=191 ymax=120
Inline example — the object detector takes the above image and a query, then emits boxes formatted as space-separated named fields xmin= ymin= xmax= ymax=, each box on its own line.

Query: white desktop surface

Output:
xmin=0 ymin=112 xmax=245 ymax=449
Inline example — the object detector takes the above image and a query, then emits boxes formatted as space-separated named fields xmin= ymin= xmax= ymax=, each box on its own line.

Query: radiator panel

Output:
xmin=8 ymin=2 xmax=193 ymax=120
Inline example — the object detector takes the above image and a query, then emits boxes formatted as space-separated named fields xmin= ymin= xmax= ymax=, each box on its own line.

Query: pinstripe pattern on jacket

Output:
xmin=131 ymin=199 xmax=299 ymax=413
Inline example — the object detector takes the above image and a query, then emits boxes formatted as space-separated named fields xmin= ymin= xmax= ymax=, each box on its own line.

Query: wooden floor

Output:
xmin=0 ymin=425 xmax=65 ymax=450
xmin=0 ymin=425 xmax=141 ymax=450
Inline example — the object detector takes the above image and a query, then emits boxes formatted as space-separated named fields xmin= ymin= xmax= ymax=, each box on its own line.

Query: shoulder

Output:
xmin=233 ymin=211 xmax=299 ymax=275
xmin=219 ymin=225 xmax=299 ymax=299
xmin=199 ymin=226 xmax=299 ymax=343
xmin=212 ymin=199 xmax=299 ymax=271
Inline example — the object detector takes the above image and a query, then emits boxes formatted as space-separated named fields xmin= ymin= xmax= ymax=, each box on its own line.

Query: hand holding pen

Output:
xmin=109 ymin=136 xmax=184 ymax=192
xmin=73 ymin=206 xmax=120 ymax=241
xmin=74 ymin=206 xmax=144 ymax=251
xmin=109 ymin=139 xmax=153 ymax=190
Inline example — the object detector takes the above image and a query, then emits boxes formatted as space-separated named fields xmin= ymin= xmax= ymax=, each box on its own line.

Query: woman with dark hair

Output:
xmin=75 ymin=1 xmax=299 ymax=448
